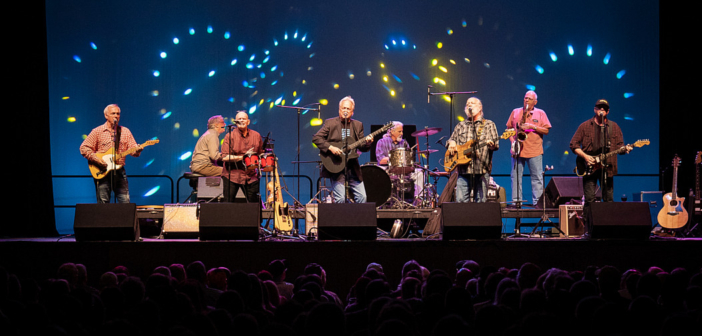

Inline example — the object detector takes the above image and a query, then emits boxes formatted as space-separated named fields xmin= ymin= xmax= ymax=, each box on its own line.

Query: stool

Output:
xmin=181 ymin=172 xmax=204 ymax=203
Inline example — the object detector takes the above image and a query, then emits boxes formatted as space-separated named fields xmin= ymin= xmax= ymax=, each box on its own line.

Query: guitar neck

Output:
xmin=345 ymin=123 xmax=391 ymax=152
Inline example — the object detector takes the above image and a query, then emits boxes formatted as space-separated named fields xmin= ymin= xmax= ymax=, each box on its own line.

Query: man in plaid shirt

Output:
xmin=447 ymin=97 xmax=499 ymax=202
xmin=80 ymin=104 xmax=142 ymax=203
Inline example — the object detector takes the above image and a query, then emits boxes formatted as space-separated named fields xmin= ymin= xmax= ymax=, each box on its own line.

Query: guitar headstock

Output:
xmin=696 ymin=151 xmax=701 ymax=165
xmin=501 ymin=128 xmax=516 ymax=139
xmin=672 ymin=155 xmax=681 ymax=168
xmin=632 ymin=139 xmax=650 ymax=147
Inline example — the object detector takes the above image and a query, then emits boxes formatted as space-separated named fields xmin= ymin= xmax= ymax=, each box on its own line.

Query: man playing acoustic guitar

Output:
xmin=80 ymin=104 xmax=143 ymax=203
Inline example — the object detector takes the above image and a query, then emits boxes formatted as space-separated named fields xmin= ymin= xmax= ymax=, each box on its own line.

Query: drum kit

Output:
xmin=363 ymin=126 xmax=447 ymax=209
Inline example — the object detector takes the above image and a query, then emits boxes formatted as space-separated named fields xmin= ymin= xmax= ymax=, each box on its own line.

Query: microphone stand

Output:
xmin=427 ymin=88 xmax=477 ymax=137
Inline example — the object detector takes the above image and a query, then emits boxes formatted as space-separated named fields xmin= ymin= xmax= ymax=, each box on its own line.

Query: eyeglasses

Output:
xmin=595 ymin=106 xmax=609 ymax=112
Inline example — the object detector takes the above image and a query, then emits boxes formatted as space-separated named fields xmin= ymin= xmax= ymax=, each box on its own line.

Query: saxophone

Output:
xmin=516 ymin=104 xmax=529 ymax=142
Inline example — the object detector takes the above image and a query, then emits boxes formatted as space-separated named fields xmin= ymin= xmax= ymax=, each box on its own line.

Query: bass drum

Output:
xmin=361 ymin=164 xmax=392 ymax=207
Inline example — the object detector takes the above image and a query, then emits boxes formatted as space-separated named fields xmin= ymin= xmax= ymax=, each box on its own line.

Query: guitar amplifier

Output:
xmin=197 ymin=176 xmax=224 ymax=201
xmin=633 ymin=191 xmax=664 ymax=226
xmin=162 ymin=203 xmax=199 ymax=238
xmin=559 ymin=204 xmax=585 ymax=237
xmin=305 ymin=203 xmax=319 ymax=239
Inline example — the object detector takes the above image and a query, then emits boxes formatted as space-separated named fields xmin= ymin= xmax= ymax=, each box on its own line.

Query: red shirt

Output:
xmin=79 ymin=122 xmax=139 ymax=166
xmin=221 ymin=128 xmax=263 ymax=184
xmin=505 ymin=107 xmax=551 ymax=158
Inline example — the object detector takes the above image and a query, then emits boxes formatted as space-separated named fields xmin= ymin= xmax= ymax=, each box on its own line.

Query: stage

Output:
xmin=2 ymin=202 xmax=701 ymax=302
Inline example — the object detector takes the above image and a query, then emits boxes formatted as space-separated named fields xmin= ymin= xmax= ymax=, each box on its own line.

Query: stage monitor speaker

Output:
xmin=538 ymin=177 xmax=601 ymax=208
xmin=198 ymin=203 xmax=260 ymax=241
xmin=590 ymin=202 xmax=652 ymax=240
xmin=162 ymin=203 xmax=199 ymax=239
xmin=317 ymin=203 xmax=377 ymax=240
xmin=441 ymin=202 xmax=503 ymax=240
xmin=74 ymin=203 xmax=139 ymax=241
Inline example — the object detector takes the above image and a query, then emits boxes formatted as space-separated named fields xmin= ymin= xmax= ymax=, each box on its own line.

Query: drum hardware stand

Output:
xmin=529 ymin=166 xmax=563 ymax=238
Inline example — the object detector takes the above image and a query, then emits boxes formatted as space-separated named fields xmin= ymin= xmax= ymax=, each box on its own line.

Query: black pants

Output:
xmin=223 ymin=177 xmax=260 ymax=204
xmin=582 ymin=173 xmax=614 ymax=234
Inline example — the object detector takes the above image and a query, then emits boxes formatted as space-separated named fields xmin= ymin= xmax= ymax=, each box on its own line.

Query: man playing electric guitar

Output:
xmin=446 ymin=97 xmax=499 ymax=203
xmin=569 ymin=99 xmax=632 ymax=239
xmin=312 ymin=96 xmax=374 ymax=203
xmin=80 ymin=104 xmax=143 ymax=203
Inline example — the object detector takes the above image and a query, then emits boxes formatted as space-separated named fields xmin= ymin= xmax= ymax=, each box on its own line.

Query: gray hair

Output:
xmin=207 ymin=115 xmax=224 ymax=129
xmin=339 ymin=96 xmax=355 ymax=109
xmin=384 ymin=121 xmax=403 ymax=137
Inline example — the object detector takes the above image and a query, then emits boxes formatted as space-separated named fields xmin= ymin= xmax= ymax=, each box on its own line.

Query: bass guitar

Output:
xmin=320 ymin=121 xmax=393 ymax=174
xmin=88 ymin=139 xmax=159 ymax=179
xmin=657 ymin=155 xmax=689 ymax=229
xmin=443 ymin=129 xmax=515 ymax=172
xmin=574 ymin=139 xmax=649 ymax=176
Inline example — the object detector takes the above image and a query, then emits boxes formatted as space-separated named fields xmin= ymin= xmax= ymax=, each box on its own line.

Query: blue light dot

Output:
xmin=294 ymin=30 xmax=298 ymax=39
xmin=616 ymin=70 xmax=626 ymax=79
xmin=246 ymin=63 xmax=254 ymax=69
xmin=230 ymin=59 xmax=237 ymax=65
xmin=392 ymin=40 xmax=397 ymax=45
xmin=549 ymin=52 xmax=557 ymax=62
xmin=238 ymin=45 xmax=245 ymax=52
xmin=568 ymin=45 xmax=574 ymax=55
xmin=587 ymin=45 xmax=593 ymax=57
xmin=153 ymin=70 xmax=160 ymax=77
xmin=260 ymin=72 xmax=266 ymax=79
xmin=73 ymin=55 xmax=82 ymax=63
xmin=208 ymin=70 xmax=216 ymax=77
xmin=401 ymin=40 xmax=406 ymax=45
xmin=410 ymin=72 xmax=420 ymax=81
xmin=526 ymin=84 xmax=536 ymax=91
xmin=183 ymin=88 xmax=192 ymax=95
xmin=293 ymin=98 xmax=301 ymax=105
xmin=623 ymin=93 xmax=634 ymax=98
xmin=535 ymin=65 xmax=544 ymax=74
xmin=179 ymin=152 xmax=192 ymax=161
xmin=143 ymin=158 xmax=154 ymax=168
xmin=173 ymin=37 xmax=179 ymax=44
xmin=160 ymin=52 xmax=167 ymax=59
xmin=271 ymin=80 xmax=278 ymax=86
xmin=249 ymin=54 xmax=256 ymax=61
xmin=228 ymin=97 xmax=235 ymax=103
xmin=161 ymin=111 xmax=172 ymax=119
xmin=271 ymin=65 xmax=278 ymax=71
xmin=273 ymin=39 xmax=279 ymax=46
xmin=275 ymin=97 xmax=283 ymax=105
xmin=301 ymin=34 xmax=307 ymax=42
xmin=90 ymin=42 xmax=97 ymax=50
xmin=262 ymin=56 xmax=270 ymax=63
xmin=224 ymin=31 xmax=230 ymax=39
xmin=603 ymin=53 xmax=611 ymax=64
xmin=284 ymin=32 xmax=288 ymax=40
xmin=385 ymin=45 xmax=389 ymax=50
xmin=144 ymin=186 xmax=161 ymax=197
xmin=307 ymin=42 xmax=313 ymax=49
xmin=207 ymin=26 xmax=213 ymax=33
xmin=392 ymin=74 xmax=402 ymax=83
xmin=249 ymin=105 xmax=257 ymax=114
xmin=189 ymin=28 xmax=195 ymax=35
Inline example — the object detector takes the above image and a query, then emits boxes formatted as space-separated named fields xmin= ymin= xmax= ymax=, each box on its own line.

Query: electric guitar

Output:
xmin=657 ymin=155 xmax=689 ymax=229
xmin=574 ymin=139 xmax=649 ymax=176
xmin=695 ymin=151 xmax=701 ymax=216
xmin=443 ymin=129 xmax=515 ymax=172
xmin=269 ymin=157 xmax=293 ymax=232
xmin=88 ymin=139 xmax=159 ymax=179
xmin=319 ymin=121 xmax=393 ymax=174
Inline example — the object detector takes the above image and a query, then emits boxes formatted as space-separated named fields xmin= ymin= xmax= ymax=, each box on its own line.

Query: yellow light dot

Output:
xmin=443 ymin=96 xmax=452 ymax=102
xmin=431 ymin=59 xmax=438 ymax=66
xmin=62 ymin=96 xmax=70 ymax=100
xmin=151 ymin=90 xmax=159 ymax=96
xmin=380 ymin=63 xmax=385 ymax=68
xmin=439 ymin=66 xmax=448 ymax=73
xmin=433 ymin=77 xmax=439 ymax=83
xmin=319 ymin=99 xmax=329 ymax=105
xmin=192 ymin=129 xmax=199 ymax=137
xmin=174 ymin=123 xmax=180 ymax=130
xmin=159 ymin=108 xmax=167 ymax=115
xmin=564 ymin=151 xmax=570 ymax=155
xmin=302 ymin=79 xmax=307 ymax=84
xmin=457 ymin=116 xmax=465 ymax=122
xmin=333 ymin=84 xmax=339 ymax=89
xmin=259 ymin=99 xmax=264 ymax=105
xmin=464 ymin=58 xmax=471 ymax=63
xmin=269 ymin=102 xmax=275 ymax=109
xmin=436 ymin=42 xmax=443 ymax=49
xmin=293 ymin=91 xmax=297 ymax=97
xmin=447 ymin=29 xmax=453 ymax=35
xmin=402 ymin=104 xmax=406 ymax=109
xmin=349 ymin=74 xmax=355 ymax=79
xmin=82 ymin=134 xmax=87 ymax=140
xmin=449 ymin=59 xmax=456 ymax=64
xmin=310 ymin=118 xmax=323 ymax=126
xmin=390 ymin=90 xmax=395 ymax=96
xmin=383 ymin=76 xmax=389 ymax=82
xmin=67 ymin=116 xmax=76 ymax=123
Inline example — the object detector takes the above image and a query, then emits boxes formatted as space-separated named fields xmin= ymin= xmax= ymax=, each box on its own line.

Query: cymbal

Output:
xmin=417 ymin=149 xmax=439 ymax=154
xmin=411 ymin=127 xmax=442 ymax=137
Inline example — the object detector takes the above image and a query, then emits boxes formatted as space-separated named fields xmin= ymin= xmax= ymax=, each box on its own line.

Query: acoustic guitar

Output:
xmin=443 ymin=129 xmax=515 ymax=172
xmin=657 ymin=155 xmax=689 ymax=229
xmin=319 ymin=121 xmax=393 ymax=174
xmin=88 ymin=139 xmax=159 ymax=179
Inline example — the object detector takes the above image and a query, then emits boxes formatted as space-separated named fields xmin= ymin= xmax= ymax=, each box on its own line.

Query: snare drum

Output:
xmin=360 ymin=164 xmax=392 ymax=207
xmin=260 ymin=153 xmax=275 ymax=172
xmin=243 ymin=153 xmax=260 ymax=171
xmin=389 ymin=148 xmax=414 ymax=175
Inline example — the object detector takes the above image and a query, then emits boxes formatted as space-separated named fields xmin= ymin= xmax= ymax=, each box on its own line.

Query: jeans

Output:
xmin=456 ymin=173 xmax=489 ymax=203
xmin=95 ymin=168 xmax=130 ymax=203
xmin=582 ymin=173 xmax=614 ymax=234
xmin=330 ymin=169 xmax=367 ymax=204
xmin=510 ymin=154 xmax=543 ymax=205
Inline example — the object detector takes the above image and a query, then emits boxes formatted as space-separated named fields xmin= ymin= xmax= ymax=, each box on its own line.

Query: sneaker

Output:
xmin=580 ymin=232 xmax=591 ymax=240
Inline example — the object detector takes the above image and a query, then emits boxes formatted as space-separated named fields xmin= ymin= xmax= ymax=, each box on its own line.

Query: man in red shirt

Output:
xmin=80 ymin=104 xmax=142 ymax=203
xmin=221 ymin=111 xmax=263 ymax=203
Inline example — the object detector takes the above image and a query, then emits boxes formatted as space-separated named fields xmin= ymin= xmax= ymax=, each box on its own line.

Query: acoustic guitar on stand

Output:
xmin=657 ymin=155 xmax=689 ymax=229
xmin=88 ymin=139 xmax=159 ymax=179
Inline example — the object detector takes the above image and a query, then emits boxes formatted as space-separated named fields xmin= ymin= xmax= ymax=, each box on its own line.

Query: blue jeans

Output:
xmin=456 ymin=173 xmax=489 ymax=203
xmin=95 ymin=168 xmax=130 ymax=203
xmin=330 ymin=169 xmax=367 ymax=204
xmin=510 ymin=155 xmax=543 ymax=205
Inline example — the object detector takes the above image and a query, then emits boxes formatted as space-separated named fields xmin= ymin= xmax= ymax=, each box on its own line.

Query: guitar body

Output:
xmin=444 ymin=139 xmax=477 ymax=172
xmin=658 ymin=193 xmax=689 ymax=229
xmin=272 ymin=157 xmax=293 ymax=232
xmin=574 ymin=140 xmax=650 ymax=177
xmin=319 ymin=141 xmax=360 ymax=174
xmin=89 ymin=149 xmax=122 ymax=179
xmin=511 ymin=140 xmax=523 ymax=159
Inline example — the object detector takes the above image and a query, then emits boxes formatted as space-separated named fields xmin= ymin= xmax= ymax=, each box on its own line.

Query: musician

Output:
xmin=221 ymin=111 xmax=263 ymax=203
xmin=375 ymin=121 xmax=409 ymax=165
xmin=312 ymin=96 xmax=374 ymax=203
xmin=506 ymin=90 xmax=551 ymax=207
xmin=79 ymin=104 xmax=142 ymax=203
xmin=569 ymin=99 xmax=632 ymax=238
xmin=447 ymin=97 xmax=499 ymax=202
xmin=190 ymin=115 xmax=225 ymax=177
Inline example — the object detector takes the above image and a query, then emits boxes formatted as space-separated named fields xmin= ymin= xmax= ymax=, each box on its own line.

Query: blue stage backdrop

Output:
xmin=47 ymin=0 xmax=659 ymax=234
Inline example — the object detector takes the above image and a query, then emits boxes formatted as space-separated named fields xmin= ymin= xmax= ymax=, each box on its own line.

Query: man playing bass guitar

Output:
xmin=570 ymin=99 xmax=632 ymax=239
xmin=312 ymin=96 xmax=374 ymax=203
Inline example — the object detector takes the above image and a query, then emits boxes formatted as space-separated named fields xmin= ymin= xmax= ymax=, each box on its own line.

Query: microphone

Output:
xmin=427 ymin=85 xmax=432 ymax=103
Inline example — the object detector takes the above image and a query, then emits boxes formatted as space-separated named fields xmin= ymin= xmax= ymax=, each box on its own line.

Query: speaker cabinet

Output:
xmin=317 ymin=203 xmax=377 ymax=240
xmin=559 ymin=204 xmax=585 ymax=237
xmin=198 ymin=203 xmax=260 ymax=241
xmin=538 ymin=177 xmax=601 ymax=208
xmin=441 ymin=202 xmax=503 ymax=240
xmin=163 ymin=203 xmax=199 ymax=239
xmin=74 ymin=203 xmax=139 ymax=241
xmin=590 ymin=202 xmax=652 ymax=239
